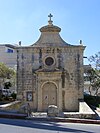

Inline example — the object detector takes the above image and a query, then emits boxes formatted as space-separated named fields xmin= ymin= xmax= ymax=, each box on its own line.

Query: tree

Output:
xmin=4 ymin=82 xmax=12 ymax=89
xmin=88 ymin=51 xmax=100 ymax=70
xmin=0 ymin=63 xmax=15 ymax=80
xmin=85 ymin=68 xmax=100 ymax=96
xmin=0 ymin=63 xmax=15 ymax=98
xmin=86 ymin=52 xmax=100 ymax=96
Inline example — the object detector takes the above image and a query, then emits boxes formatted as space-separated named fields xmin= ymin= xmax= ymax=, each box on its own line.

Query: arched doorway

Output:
xmin=42 ymin=82 xmax=57 ymax=111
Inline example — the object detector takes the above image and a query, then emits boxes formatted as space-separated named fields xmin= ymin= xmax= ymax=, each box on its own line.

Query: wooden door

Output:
xmin=42 ymin=82 xmax=57 ymax=111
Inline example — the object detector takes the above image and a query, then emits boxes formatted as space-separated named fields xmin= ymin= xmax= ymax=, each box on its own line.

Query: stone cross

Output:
xmin=48 ymin=13 xmax=53 ymax=21
xmin=48 ymin=13 xmax=53 ymax=25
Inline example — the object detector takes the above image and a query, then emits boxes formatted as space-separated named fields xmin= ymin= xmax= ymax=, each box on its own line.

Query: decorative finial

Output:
xmin=19 ymin=41 xmax=21 ymax=46
xmin=79 ymin=40 xmax=83 ymax=45
xmin=48 ymin=13 xmax=53 ymax=25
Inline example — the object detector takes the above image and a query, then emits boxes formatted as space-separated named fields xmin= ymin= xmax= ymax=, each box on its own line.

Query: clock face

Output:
xmin=45 ymin=57 xmax=54 ymax=66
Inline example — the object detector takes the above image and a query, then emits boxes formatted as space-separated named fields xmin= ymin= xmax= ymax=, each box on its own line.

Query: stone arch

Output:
xmin=41 ymin=81 xmax=58 ymax=89
xmin=42 ymin=82 xmax=57 ymax=111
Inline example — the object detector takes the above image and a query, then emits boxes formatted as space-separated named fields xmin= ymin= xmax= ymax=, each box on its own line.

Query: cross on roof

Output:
xmin=48 ymin=13 xmax=53 ymax=21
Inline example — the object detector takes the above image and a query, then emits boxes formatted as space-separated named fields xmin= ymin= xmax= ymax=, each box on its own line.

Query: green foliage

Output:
xmin=84 ymin=95 xmax=100 ymax=108
xmin=85 ymin=68 xmax=100 ymax=95
xmin=4 ymin=82 xmax=12 ymax=89
xmin=11 ymin=92 xmax=16 ymax=100
xmin=0 ymin=63 xmax=16 ymax=99
xmin=86 ymin=52 xmax=100 ymax=96
xmin=0 ymin=63 xmax=15 ymax=79
xmin=0 ymin=92 xmax=17 ymax=101
xmin=88 ymin=51 xmax=100 ymax=70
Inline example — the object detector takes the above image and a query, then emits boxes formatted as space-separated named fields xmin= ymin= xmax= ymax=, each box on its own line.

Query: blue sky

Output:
xmin=0 ymin=0 xmax=100 ymax=64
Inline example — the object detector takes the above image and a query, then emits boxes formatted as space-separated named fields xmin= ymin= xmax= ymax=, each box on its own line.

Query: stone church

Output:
xmin=17 ymin=14 xmax=85 ymax=112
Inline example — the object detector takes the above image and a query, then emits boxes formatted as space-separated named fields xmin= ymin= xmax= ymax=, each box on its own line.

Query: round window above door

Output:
xmin=45 ymin=57 xmax=54 ymax=66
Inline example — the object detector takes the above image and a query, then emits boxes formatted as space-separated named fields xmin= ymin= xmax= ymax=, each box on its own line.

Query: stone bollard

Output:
xmin=47 ymin=105 xmax=59 ymax=117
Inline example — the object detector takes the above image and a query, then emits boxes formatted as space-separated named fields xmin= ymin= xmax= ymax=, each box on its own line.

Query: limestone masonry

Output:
xmin=17 ymin=14 xmax=85 ymax=112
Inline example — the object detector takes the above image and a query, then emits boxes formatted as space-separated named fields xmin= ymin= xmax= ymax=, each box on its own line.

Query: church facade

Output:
xmin=17 ymin=14 xmax=85 ymax=112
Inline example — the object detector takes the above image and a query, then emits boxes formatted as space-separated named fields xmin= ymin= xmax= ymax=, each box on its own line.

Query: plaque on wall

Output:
xmin=26 ymin=91 xmax=33 ymax=101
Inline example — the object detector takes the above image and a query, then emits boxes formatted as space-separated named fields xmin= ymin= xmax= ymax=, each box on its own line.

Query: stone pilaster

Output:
xmin=37 ymin=79 xmax=42 ymax=111
xmin=58 ymin=80 xmax=62 ymax=111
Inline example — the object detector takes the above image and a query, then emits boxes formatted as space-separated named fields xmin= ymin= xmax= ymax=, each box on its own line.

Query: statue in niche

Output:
xmin=27 ymin=92 xmax=33 ymax=101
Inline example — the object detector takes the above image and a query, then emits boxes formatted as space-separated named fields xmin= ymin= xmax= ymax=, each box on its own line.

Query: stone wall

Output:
xmin=17 ymin=45 xmax=85 ymax=112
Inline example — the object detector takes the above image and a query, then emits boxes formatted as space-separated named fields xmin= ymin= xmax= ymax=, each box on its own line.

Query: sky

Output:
xmin=0 ymin=0 xmax=100 ymax=64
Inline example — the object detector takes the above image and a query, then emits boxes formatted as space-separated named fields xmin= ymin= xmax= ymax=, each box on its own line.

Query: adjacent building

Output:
xmin=0 ymin=44 xmax=17 ymax=69
xmin=0 ymin=44 xmax=18 ymax=93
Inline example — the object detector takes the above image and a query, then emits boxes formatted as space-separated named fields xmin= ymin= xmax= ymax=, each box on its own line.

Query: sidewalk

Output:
xmin=0 ymin=110 xmax=100 ymax=124
xmin=0 ymin=110 xmax=27 ymax=119
xmin=26 ymin=115 xmax=100 ymax=124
